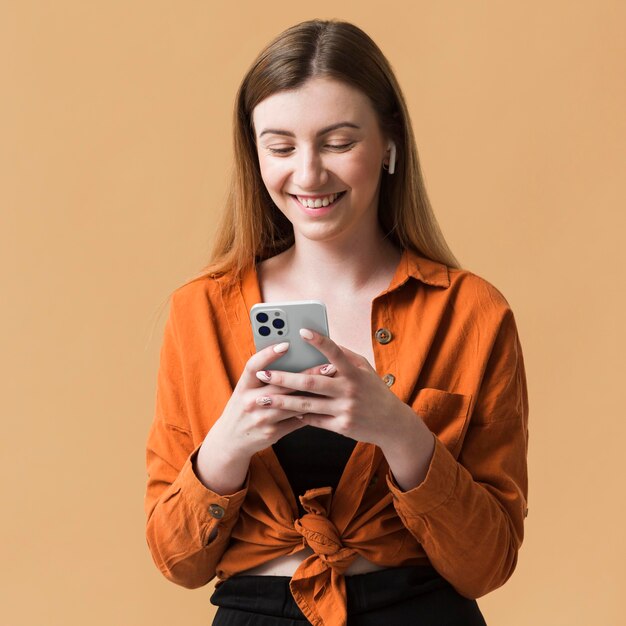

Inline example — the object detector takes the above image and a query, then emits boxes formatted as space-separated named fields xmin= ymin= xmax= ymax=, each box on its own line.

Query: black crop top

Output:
xmin=272 ymin=426 xmax=358 ymax=518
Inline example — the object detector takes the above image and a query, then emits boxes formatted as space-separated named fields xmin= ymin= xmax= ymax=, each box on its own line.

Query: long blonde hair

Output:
xmin=182 ymin=19 xmax=460 ymax=290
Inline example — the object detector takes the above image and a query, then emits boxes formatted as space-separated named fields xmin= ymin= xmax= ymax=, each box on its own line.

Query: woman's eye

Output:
xmin=267 ymin=146 xmax=294 ymax=155
xmin=326 ymin=142 xmax=354 ymax=151
xmin=265 ymin=142 xmax=355 ymax=155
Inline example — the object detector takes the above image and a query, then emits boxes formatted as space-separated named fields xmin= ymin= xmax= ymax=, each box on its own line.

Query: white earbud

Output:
xmin=387 ymin=141 xmax=396 ymax=175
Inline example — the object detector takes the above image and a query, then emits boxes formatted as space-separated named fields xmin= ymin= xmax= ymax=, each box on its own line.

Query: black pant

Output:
xmin=211 ymin=565 xmax=487 ymax=625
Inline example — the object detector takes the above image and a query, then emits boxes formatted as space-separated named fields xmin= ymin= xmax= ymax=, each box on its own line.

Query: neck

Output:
xmin=284 ymin=232 xmax=402 ymax=296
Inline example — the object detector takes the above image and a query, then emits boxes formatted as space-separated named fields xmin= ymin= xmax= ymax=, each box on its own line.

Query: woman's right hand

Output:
xmin=193 ymin=341 xmax=334 ymax=494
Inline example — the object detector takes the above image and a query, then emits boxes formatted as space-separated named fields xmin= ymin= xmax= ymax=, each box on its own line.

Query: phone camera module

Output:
xmin=256 ymin=312 xmax=269 ymax=323
xmin=272 ymin=318 xmax=285 ymax=329
xmin=258 ymin=326 xmax=271 ymax=337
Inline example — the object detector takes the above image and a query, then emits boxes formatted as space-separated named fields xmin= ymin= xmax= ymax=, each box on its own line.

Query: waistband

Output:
xmin=211 ymin=565 xmax=451 ymax=617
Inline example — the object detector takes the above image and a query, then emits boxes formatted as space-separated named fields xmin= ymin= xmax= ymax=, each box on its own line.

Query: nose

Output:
xmin=292 ymin=147 xmax=329 ymax=190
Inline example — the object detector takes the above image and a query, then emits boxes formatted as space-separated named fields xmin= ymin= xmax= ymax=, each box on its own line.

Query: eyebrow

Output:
xmin=258 ymin=121 xmax=361 ymax=139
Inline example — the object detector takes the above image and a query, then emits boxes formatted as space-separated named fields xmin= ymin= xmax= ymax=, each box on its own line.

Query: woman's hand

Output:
xmin=252 ymin=328 xmax=437 ymax=490
xmin=194 ymin=340 xmax=335 ymax=494
xmin=252 ymin=329 xmax=407 ymax=448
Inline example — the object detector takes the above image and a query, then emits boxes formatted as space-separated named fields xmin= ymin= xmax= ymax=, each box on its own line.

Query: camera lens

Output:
xmin=256 ymin=312 xmax=269 ymax=323
xmin=272 ymin=318 xmax=285 ymax=329
xmin=258 ymin=326 xmax=270 ymax=336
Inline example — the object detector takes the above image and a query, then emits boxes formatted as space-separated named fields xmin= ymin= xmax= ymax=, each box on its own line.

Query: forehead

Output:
xmin=252 ymin=77 xmax=378 ymax=135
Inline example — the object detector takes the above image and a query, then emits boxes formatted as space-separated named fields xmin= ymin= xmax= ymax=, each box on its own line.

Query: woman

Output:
xmin=145 ymin=19 xmax=528 ymax=626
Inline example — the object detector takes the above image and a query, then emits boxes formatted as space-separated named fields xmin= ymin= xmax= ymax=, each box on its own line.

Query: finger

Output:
xmin=251 ymin=398 xmax=308 ymax=422
xmin=241 ymin=341 xmax=291 ymax=387
xmin=255 ymin=393 xmax=334 ymax=416
xmin=299 ymin=363 xmax=337 ymax=377
xmin=298 ymin=328 xmax=354 ymax=371
xmin=256 ymin=365 xmax=335 ymax=394
xmin=299 ymin=413 xmax=339 ymax=432
xmin=255 ymin=369 xmax=338 ymax=397
xmin=259 ymin=382 xmax=309 ymax=396
xmin=272 ymin=415 xmax=309 ymax=439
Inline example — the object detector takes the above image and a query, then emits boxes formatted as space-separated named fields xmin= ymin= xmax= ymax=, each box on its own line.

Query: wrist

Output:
xmin=195 ymin=430 xmax=251 ymax=495
xmin=380 ymin=405 xmax=436 ymax=492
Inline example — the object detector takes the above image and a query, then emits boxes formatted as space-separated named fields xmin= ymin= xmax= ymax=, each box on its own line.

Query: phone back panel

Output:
xmin=250 ymin=301 xmax=329 ymax=373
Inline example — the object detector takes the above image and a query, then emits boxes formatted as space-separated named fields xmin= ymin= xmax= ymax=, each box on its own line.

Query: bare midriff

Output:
xmin=237 ymin=548 xmax=387 ymax=577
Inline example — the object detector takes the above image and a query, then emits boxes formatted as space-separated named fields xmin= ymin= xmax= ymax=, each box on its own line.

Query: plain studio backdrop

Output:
xmin=1 ymin=1 xmax=624 ymax=624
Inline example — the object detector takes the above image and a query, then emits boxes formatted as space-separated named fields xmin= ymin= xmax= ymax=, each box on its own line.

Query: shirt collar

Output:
xmin=234 ymin=246 xmax=450 ymax=313
xmin=384 ymin=247 xmax=450 ymax=294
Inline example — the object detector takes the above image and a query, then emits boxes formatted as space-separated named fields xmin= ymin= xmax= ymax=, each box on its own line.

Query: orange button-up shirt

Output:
xmin=145 ymin=248 xmax=529 ymax=626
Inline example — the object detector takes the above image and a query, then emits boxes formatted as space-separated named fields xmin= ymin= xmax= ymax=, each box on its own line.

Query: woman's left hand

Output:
xmin=253 ymin=327 xmax=418 ymax=451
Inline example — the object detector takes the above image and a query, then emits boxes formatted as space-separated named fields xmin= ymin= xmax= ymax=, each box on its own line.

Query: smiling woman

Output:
xmin=252 ymin=78 xmax=388 ymax=246
xmin=144 ymin=18 xmax=528 ymax=626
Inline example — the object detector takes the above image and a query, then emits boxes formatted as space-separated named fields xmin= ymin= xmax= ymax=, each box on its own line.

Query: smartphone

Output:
xmin=250 ymin=300 xmax=330 ymax=373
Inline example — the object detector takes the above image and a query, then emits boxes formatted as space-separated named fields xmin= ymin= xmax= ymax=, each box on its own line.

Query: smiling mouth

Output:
xmin=290 ymin=191 xmax=347 ymax=208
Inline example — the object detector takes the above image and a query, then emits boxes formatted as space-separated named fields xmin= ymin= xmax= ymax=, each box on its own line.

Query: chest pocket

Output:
xmin=413 ymin=387 xmax=472 ymax=459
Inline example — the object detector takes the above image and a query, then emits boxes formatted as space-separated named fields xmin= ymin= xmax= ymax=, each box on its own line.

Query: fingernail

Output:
xmin=256 ymin=370 xmax=271 ymax=382
xmin=320 ymin=363 xmax=336 ymax=375
xmin=299 ymin=328 xmax=314 ymax=340
xmin=256 ymin=396 xmax=272 ymax=406
xmin=273 ymin=342 xmax=290 ymax=353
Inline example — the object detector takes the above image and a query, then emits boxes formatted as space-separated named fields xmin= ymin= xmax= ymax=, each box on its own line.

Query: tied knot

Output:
xmin=293 ymin=487 xmax=354 ymax=574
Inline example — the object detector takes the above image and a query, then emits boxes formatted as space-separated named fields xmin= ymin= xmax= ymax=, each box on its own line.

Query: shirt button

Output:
xmin=374 ymin=328 xmax=393 ymax=344
xmin=208 ymin=504 xmax=225 ymax=519
xmin=382 ymin=374 xmax=395 ymax=387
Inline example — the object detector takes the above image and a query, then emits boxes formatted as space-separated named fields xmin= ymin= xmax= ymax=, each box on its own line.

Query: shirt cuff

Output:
xmin=177 ymin=443 xmax=249 ymax=525
xmin=386 ymin=435 xmax=458 ymax=517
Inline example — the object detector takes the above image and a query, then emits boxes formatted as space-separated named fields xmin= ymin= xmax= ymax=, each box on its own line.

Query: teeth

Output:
xmin=295 ymin=192 xmax=342 ymax=208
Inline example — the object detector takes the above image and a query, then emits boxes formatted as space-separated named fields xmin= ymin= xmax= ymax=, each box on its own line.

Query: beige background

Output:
xmin=2 ymin=1 xmax=624 ymax=624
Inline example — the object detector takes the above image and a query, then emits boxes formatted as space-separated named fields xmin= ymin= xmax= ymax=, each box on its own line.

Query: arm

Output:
xmin=386 ymin=307 xmax=529 ymax=598
xmin=145 ymin=290 xmax=317 ymax=588
xmin=144 ymin=299 xmax=248 ymax=589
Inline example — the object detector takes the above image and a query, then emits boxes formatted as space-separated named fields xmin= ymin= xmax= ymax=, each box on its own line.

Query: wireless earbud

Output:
xmin=387 ymin=141 xmax=396 ymax=175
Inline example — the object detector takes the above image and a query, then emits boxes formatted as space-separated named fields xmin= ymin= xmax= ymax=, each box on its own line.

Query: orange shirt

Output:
xmin=145 ymin=248 xmax=529 ymax=626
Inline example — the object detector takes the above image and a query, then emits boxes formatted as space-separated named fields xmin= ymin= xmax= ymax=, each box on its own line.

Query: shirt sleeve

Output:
xmin=144 ymin=294 xmax=248 ymax=589
xmin=386 ymin=306 xmax=529 ymax=599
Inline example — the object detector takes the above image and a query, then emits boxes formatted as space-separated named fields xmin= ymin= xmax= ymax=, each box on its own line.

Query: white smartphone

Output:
xmin=250 ymin=300 xmax=330 ymax=373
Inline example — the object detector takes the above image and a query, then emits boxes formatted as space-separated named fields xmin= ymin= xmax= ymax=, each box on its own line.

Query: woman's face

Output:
xmin=252 ymin=77 xmax=390 ymax=246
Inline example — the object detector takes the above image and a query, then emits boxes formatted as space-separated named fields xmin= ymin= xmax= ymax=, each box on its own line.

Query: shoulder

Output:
xmin=168 ymin=269 xmax=241 ymax=326
xmin=401 ymin=249 xmax=516 ymax=330
xmin=171 ymin=274 xmax=219 ymax=306
xmin=441 ymin=266 xmax=517 ymax=337
xmin=447 ymin=267 xmax=511 ymax=309
xmin=451 ymin=270 xmax=525 ymax=364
